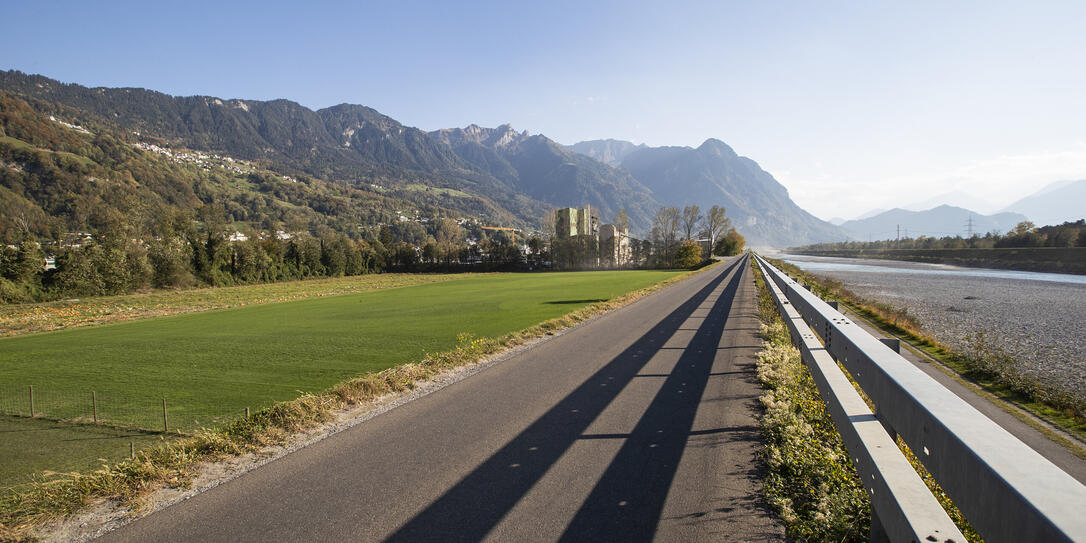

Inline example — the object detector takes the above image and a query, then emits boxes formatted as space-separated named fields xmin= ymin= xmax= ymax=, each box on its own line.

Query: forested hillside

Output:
xmin=0 ymin=91 xmax=521 ymax=302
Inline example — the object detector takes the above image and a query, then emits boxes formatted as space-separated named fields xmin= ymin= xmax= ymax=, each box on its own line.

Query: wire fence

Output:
xmin=0 ymin=385 xmax=252 ymax=433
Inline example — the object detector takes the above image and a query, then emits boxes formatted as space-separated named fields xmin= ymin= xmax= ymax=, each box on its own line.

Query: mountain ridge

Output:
xmin=838 ymin=205 xmax=1028 ymax=241
xmin=570 ymin=138 xmax=846 ymax=246
xmin=2 ymin=70 xmax=847 ymax=246
xmin=1000 ymin=180 xmax=1086 ymax=226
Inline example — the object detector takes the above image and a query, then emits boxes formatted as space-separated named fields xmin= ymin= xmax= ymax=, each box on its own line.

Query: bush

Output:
xmin=713 ymin=228 xmax=745 ymax=256
xmin=674 ymin=239 xmax=704 ymax=268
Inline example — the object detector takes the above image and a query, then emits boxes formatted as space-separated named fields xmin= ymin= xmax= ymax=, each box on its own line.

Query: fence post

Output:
xmin=245 ymin=407 xmax=250 ymax=420
xmin=130 ymin=441 xmax=134 ymax=459
xmin=92 ymin=391 xmax=98 ymax=424
xmin=29 ymin=385 xmax=34 ymax=417
xmin=162 ymin=398 xmax=168 ymax=432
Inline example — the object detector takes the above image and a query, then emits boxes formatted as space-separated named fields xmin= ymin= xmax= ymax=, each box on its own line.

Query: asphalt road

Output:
xmin=98 ymin=254 xmax=785 ymax=542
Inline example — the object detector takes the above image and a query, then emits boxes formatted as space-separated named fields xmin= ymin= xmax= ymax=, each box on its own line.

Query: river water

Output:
xmin=774 ymin=253 xmax=1086 ymax=398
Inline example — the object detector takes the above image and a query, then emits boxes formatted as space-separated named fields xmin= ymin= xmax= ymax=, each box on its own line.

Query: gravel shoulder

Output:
xmin=781 ymin=254 xmax=1086 ymax=403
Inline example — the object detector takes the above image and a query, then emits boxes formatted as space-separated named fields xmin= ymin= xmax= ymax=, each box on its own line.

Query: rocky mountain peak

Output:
xmin=697 ymin=138 xmax=737 ymax=158
xmin=430 ymin=123 xmax=529 ymax=150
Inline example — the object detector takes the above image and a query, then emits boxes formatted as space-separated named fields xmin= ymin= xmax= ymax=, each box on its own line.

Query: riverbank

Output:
xmin=768 ymin=255 xmax=1086 ymax=441
xmin=791 ymin=247 xmax=1086 ymax=275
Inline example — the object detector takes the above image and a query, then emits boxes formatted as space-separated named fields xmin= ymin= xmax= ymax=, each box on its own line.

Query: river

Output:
xmin=773 ymin=253 xmax=1086 ymax=398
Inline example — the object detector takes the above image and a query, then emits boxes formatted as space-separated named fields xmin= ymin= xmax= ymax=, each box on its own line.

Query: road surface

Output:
xmin=98 ymin=255 xmax=785 ymax=542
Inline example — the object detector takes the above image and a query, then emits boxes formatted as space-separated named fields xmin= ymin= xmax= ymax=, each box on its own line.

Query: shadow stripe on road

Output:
xmin=384 ymin=257 xmax=745 ymax=542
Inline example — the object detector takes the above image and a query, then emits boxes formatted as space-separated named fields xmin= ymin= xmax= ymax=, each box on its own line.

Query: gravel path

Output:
xmin=780 ymin=254 xmax=1086 ymax=400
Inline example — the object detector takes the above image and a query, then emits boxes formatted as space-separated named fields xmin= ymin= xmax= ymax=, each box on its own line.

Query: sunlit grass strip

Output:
xmin=764 ymin=257 xmax=1086 ymax=443
xmin=751 ymin=260 xmax=869 ymax=541
xmin=0 ymin=264 xmax=715 ymax=541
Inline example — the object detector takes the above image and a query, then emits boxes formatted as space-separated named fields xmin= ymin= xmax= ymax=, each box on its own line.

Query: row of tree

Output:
xmin=2 ymin=203 xmax=749 ymax=303
xmin=795 ymin=220 xmax=1086 ymax=252
xmin=649 ymin=204 xmax=745 ymax=267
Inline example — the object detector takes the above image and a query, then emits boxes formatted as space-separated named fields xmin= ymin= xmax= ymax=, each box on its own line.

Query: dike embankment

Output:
xmin=791 ymin=247 xmax=1086 ymax=275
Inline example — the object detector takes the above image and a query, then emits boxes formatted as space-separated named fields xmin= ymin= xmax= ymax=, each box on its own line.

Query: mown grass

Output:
xmin=0 ymin=417 xmax=168 ymax=490
xmin=0 ymin=271 xmax=680 ymax=432
xmin=764 ymin=257 xmax=1086 ymax=444
xmin=0 ymin=266 xmax=705 ymax=540
xmin=0 ymin=272 xmax=467 ymax=337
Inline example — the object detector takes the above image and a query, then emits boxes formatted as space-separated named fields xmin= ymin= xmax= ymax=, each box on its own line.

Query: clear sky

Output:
xmin=3 ymin=1 xmax=1084 ymax=221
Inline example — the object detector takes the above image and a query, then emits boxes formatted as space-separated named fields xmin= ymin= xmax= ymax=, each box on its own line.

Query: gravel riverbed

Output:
xmin=779 ymin=254 xmax=1086 ymax=401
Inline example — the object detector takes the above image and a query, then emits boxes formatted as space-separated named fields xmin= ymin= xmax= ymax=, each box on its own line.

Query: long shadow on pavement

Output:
xmin=385 ymin=257 xmax=746 ymax=542
xmin=559 ymin=263 xmax=744 ymax=541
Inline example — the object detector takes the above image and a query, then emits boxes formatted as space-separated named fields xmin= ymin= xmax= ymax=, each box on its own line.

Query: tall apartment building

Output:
xmin=599 ymin=224 xmax=631 ymax=267
xmin=555 ymin=207 xmax=599 ymax=238
xmin=553 ymin=206 xmax=630 ymax=268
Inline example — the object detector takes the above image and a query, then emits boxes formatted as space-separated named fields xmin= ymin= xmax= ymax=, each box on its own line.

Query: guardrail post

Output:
xmin=29 ymin=385 xmax=34 ymax=417
xmin=162 ymin=398 xmax=168 ymax=432
xmin=879 ymin=338 xmax=901 ymax=353
xmin=92 ymin=391 xmax=98 ymax=424
xmin=871 ymin=511 xmax=890 ymax=543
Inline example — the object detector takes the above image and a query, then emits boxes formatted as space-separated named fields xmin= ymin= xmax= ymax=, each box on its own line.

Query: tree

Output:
xmin=674 ymin=239 xmax=704 ymax=268
xmin=681 ymin=205 xmax=701 ymax=240
xmin=1009 ymin=221 xmax=1036 ymax=237
xmin=54 ymin=247 xmax=104 ymax=296
xmin=148 ymin=237 xmax=195 ymax=288
xmin=651 ymin=206 xmax=680 ymax=267
xmin=713 ymin=228 xmax=745 ymax=256
xmin=703 ymin=205 xmax=730 ymax=250
xmin=614 ymin=209 xmax=630 ymax=233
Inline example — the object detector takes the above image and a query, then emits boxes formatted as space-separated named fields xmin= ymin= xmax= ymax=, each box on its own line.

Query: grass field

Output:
xmin=0 ymin=416 xmax=168 ymax=489
xmin=0 ymin=270 xmax=680 ymax=487
xmin=0 ymin=272 xmax=465 ymax=337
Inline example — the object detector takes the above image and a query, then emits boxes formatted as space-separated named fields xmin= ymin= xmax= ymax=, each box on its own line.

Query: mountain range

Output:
xmin=837 ymin=205 xmax=1028 ymax=241
xmin=0 ymin=70 xmax=847 ymax=246
xmin=999 ymin=180 xmax=1086 ymax=226
xmin=570 ymin=139 xmax=845 ymax=246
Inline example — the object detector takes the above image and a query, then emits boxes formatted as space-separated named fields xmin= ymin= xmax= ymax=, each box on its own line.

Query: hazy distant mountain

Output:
xmin=902 ymin=190 xmax=997 ymax=214
xmin=433 ymin=126 xmax=659 ymax=232
xmin=839 ymin=205 xmax=1028 ymax=241
xmin=1001 ymin=180 xmax=1086 ymax=226
xmin=607 ymin=139 xmax=846 ymax=247
xmin=828 ymin=217 xmax=848 ymax=226
xmin=567 ymin=139 xmax=646 ymax=166
xmin=855 ymin=208 xmax=888 ymax=220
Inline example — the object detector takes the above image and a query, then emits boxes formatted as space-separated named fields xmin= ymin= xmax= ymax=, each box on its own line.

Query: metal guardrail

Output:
xmin=755 ymin=257 xmax=963 ymax=542
xmin=754 ymin=254 xmax=1086 ymax=543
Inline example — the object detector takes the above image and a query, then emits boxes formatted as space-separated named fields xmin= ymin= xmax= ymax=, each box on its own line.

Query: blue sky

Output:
xmin=3 ymin=1 xmax=1084 ymax=220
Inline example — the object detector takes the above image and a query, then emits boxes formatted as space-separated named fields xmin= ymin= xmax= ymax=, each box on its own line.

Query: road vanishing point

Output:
xmin=99 ymin=255 xmax=786 ymax=542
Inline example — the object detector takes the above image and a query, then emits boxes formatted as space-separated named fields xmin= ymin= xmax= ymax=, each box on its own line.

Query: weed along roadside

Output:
xmin=750 ymin=259 xmax=980 ymax=542
xmin=750 ymin=259 xmax=870 ymax=541
xmin=0 ymin=263 xmax=716 ymax=541
xmin=763 ymin=257 xmax=1086 ymax=445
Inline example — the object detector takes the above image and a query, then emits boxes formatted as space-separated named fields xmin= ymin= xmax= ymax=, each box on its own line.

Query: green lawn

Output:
xmin=0 ymin=271 xmax=679 ymax=432
xmin=0 ymin=415 xmax=168 ymax=489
